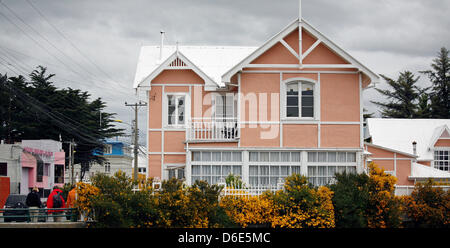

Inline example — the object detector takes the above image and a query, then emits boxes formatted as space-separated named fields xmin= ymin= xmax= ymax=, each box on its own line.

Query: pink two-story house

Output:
xmin=133 ymin=10 xmax=379 ymax=187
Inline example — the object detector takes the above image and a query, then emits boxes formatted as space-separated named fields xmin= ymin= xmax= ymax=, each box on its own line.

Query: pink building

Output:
xmin=20 ymin=140 xmax=65 ymax=197
xmin=366 ymin=119 xmax=450 ymax=195
xmin=133 ymin=6 xmax=380 ymax=187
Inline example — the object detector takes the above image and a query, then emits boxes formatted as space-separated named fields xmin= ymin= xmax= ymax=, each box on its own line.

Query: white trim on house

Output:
xmin=138 ymin=51 xmax=219 ymax=91
xmin=221 ymin=19 xmax=379 ymax=86
xmin=221 ymin=20 xmax=300 ymax=83
xmin=364 ymin=142 xmax=417 ymax=159
xmin=280 ymin=77 xmax=318 ymax=120
xmin=429 ymin=124 xmax=450 ymax=149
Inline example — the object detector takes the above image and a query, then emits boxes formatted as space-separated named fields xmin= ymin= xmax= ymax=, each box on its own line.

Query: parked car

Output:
xmin=2 ymin=194 xmax=30 ymax=222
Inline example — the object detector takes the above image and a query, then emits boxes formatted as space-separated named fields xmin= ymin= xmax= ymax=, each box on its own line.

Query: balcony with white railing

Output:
xmin=187 ymin=118 xmax=239 ymax=142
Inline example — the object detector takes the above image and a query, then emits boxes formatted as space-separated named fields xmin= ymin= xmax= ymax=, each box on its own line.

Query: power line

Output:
xmin=25 ymin=0 xmax=120 ymax=85
xmin=0 ymin=4 xmax=130 ymax=93
xmin=0 ymin=1 xmax=104 ymax=82
xmin=3 ymin=80 xmax=105 ymax=145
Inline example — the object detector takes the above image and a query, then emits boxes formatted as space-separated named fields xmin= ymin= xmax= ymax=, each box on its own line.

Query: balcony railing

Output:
xmin=187 ymin=118 xmax=238 ymax=142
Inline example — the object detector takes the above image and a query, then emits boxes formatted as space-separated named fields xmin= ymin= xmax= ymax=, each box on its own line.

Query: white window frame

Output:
xmin=163 ymin=92 xmax=190 ymax=128
xmin=191 ymin=151 xmax=243 ymax=185
xmin=103 ymin=144 xmax=112 ymax=154
xmin=211 ymin=92 xmax=237 ymax=121
xmin=281 ymin=78 xmax=318 ymax=121
xmin=433 ymin=148 xmax=450 ymax=172
xmin=306 ymin=151 xmax=358 ymax=186
xmin=247 ymin=151 xmax=302 ymax=187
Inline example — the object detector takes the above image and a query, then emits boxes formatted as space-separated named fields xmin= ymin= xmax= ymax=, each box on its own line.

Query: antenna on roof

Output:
xmin=160 ymin=30 xmax=165 ymax=61
xmin=298 ymin=0 xmax=303 ymax=68
xmin=176 ymin=41 xmax=179 ymax=55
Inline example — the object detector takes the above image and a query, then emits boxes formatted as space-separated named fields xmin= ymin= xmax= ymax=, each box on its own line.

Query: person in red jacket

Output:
xmin=47 ymin=186 xmax=65 ymax=222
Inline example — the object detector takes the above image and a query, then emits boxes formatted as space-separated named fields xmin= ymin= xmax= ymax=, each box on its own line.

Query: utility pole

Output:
xmin=125 ymin=101 xmax=147 ymax=181
xmin=66 ymin=139 xmax=76 ymax=185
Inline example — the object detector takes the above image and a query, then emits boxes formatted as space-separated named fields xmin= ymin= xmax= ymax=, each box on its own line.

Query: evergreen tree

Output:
xmin=371 ymin=71 xmax=423 ymax=118
xmin=420 ymin=47 xmax=450 ymax=118
xmin=0 ymin=66 xmax=124 ymax=180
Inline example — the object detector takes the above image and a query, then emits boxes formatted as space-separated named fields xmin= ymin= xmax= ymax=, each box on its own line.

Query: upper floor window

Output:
xmin=167 ymin=94 xmax=186 ymax=126
xmin=212 ymin=94 xmax=237 ymax=121
xmin=0 ymin=163 xmax=6 ymax=176
xmin=103 ymin=144 xmax=112 ymax=154
xmin=284 ymin=80 xmax=315 ymax=119
xmin=434 ymin=150 xmax=449 ymax=172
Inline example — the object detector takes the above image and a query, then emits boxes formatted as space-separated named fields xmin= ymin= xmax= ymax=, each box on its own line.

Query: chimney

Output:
xmin=412 ymin=141 xmax=417 ymax=156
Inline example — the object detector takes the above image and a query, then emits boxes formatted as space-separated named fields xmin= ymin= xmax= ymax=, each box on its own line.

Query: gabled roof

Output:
xmin=134 ymin=18 xmax=380 ymax=91
xmin=429 ymin=124 xmax=450 ymax=148
xmin=133 ymin=46 xmax=257 ymax=89
xmin=221 ymin=18 xmax=380 ymax=86
xmin=367 ymin=118 xmax=450 ymax=161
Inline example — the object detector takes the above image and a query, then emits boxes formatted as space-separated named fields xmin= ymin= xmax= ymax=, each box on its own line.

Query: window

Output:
xmin=213 ymin=94 xmax=236 ymax=120
xmin=192 ymin=151 xmax=242 ymax=162
xmin=191 ymin=151 xmax=242 ymax=185
xmin=103 ymin=145 xmax=112 ymax=154
xmin=249 ymin=165 xmax=301 ymax=186
xmin=192 ymin=164 xmax=241 ymax=185
xmin=307 ymin=152 xmax=356 ymax=163
xmin=248 ymin=151 xmax=302 ymax=186
xmin=308 ymin=165 xmax=356 ymax=186
xmin=284 ymin=81 xmax=314 ymax=118
xmin=169 ymin=168 xmax=185 ymax=180
xmin=54 ymin=164 xmax=64 ymax=184
xmin=167 ymin=94 xmax=186 ymax=126
xmin=36 ymin=160 xmax=43 ymax=182
xmin=434 ymin=150 xmax=449 ymax=172
xmin=104 ymin=162 xmax=111 ymax=173
xmin=249 ymin=151 xmax=301 ymax=163
xmin=0 ymin=163 xmax=6 ymax=176
xmin=307 ymin=151 xmax=357 ymax=186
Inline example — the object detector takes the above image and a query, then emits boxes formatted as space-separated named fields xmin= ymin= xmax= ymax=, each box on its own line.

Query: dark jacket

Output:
xmin=26 ymin=191 xmax=42 ymax=207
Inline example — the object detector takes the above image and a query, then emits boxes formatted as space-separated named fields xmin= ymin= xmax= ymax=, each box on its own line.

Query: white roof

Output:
xmin=133 ymin=45 xmax=258 ymax=89
xmin=411 ymin=162 xmax=450 ymax=179
xmin=367 ymin=118 xmax=450 ymax=161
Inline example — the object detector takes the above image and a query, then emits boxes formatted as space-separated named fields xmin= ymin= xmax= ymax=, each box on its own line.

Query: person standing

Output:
xmin=26 ymin=187 xmax=42 ymax=222
xmin=47 ymin=186 xmax=65 ymax=222
xmin=65 ymin=186 xmax=78 ymax=221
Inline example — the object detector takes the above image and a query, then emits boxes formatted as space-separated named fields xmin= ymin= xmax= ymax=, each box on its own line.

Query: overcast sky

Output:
xmin=0 ymin=0 xmax=449 ymax=144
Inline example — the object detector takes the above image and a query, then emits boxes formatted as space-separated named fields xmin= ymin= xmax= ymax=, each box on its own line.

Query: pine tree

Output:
xmin=420 ymin=47 xmax=450 ymax=118
xmin=371 ymin=71 xmax=423 ymax=118
xmin=0 ymin=66 xmax=124 ymax=180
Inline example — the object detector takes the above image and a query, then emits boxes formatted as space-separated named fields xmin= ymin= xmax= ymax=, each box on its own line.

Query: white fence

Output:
xmin=395 ymin=185 xmax=450 ymax=196
xmin=188 ymin=118 xmax=238 ymax=141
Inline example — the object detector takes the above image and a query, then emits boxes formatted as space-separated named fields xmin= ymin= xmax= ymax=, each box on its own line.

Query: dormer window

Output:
xmin=283 ymin=80 xmax=315 ymax=119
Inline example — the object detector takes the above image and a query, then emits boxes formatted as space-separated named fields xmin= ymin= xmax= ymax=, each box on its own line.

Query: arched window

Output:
xmin=284 ymin=80 xmax=315 ymax=118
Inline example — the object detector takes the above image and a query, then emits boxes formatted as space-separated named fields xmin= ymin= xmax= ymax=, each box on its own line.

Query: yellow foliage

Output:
xmin=220 ymin=194 xmax=278 ymax=228
xmin=367 ymin=162 xmax=401 ymax=228
xmin=75 ymin=182 xmax=100 ymax=221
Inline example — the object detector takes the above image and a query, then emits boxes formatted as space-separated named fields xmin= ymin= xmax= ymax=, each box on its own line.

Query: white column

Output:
xmin=242 ymin=150 xmax=249 ymax=186
xmin=301 ymin=150 xmax=308 ymax=176
xmin=185 ymin=149 xmax=192 ymax=186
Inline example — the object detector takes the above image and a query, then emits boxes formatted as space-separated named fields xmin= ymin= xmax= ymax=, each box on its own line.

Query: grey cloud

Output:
xmin=0 ymin=0 xmax=448 ymax=142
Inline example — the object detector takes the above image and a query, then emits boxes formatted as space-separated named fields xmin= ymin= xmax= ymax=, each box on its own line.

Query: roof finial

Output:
xmin=159 ymin=30 xmax=165 ymax=61
xmin=298 ymin=0 xmax=303 ymax=68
